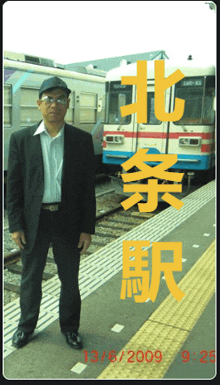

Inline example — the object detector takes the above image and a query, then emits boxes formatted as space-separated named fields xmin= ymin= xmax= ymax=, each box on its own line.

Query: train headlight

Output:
xmin=106 ymin=135 xmax=124 ymax=144
xmin=179 ymin=138 xmax=189 ymax=146
xmin=179 ymin=137 xmax=201 ymax=147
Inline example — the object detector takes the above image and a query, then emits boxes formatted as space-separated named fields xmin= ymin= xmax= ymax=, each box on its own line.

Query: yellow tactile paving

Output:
xmin=98 ymin=240 xmax=216 ymax=379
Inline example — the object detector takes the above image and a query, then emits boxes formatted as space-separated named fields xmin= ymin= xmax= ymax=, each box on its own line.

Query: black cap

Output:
xmin=39 ymin=76 xmax=71 ymax=98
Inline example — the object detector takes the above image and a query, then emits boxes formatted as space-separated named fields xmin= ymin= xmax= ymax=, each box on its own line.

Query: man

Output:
xmin=7 ymin=76 xmax=96 ymax=349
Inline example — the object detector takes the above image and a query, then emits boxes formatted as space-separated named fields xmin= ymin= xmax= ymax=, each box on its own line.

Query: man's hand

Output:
xmin=11 ymin=230 xmax=27 ymax=250
xmin=77 ymin=233 xmax=92 ymax=254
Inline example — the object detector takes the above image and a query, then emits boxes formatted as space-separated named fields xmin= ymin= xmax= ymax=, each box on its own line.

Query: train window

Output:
xmin=174 ymin=76 xmax=215 ymax=125
xmin=107 ymin=81 xmax=132 ymax=124
xmin=80 ymin=92 xmax=97 ymax=108
xmin=202 ymin=76 xmax=215 ymax=124
xmin=21 ymin=87 xmax=39 ymax=105
xmin=79 ymin=92 xmax=97 ymax=123
xmin=4 ymin=84 xmax=12 ymax=126
xmin=79 ymin=109 xmax=96 ymax=123
xmin=20 ymin=87 xmax=42 ymax=125
xmin=21 ymin=108 xmax=42 ymax=125
xmin=65 ymin=91 xmax=75 ymax=125
xmin=143 ymin=92 xmax=161 ymax=125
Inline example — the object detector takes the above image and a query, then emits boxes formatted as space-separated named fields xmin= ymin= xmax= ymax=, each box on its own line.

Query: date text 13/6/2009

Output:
xmin=83 ymin=350 xmax=162 ymax=363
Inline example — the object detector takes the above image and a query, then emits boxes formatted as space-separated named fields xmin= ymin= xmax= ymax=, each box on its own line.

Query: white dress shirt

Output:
xmin=33 ymin=121 xmax=64 ymax=203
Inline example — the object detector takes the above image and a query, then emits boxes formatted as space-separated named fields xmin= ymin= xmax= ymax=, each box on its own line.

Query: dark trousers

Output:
xmin=18 ymin=209 xmax=81 ymax=334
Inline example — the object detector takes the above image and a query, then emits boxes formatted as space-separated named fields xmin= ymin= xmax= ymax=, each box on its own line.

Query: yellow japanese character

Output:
xmin=121 ymin=149 xmax=184 ymax=212
xmin=120 ymin=240 xmax=185 ymax=303
xmin=120 ymin=60 xmax=185 ymax=123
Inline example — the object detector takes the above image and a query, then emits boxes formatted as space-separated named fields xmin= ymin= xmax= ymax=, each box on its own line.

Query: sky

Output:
xmin=3 ymin=1 xmax=216 ymax=66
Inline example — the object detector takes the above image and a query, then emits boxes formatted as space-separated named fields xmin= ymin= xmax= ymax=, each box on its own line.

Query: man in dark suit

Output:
xmin=7 ymin=76 xmax=96 ymax=349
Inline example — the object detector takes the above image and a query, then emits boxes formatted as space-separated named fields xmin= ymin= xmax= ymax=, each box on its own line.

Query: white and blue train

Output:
xmin=102 ymin=59 xmax=216 ymax=191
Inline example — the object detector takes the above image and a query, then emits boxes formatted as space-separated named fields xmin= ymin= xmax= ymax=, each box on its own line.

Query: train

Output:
xmin=3 ymin=51 xmax=106 ymax=175
xmin=102 ymin=58 xmax=216 ymax=197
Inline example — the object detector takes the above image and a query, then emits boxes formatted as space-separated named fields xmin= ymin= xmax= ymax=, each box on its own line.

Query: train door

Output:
xmin=135 ymin=83 xmax=169 ymax=157
xmin=103 ymin=81 xmax=134 ymax=165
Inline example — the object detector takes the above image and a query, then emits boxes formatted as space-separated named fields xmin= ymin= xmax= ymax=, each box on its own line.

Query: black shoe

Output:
xmin=12 ymin=329 xmax=31 ymax=349
xmin=63 ymin=331 xmax=82 ymax=350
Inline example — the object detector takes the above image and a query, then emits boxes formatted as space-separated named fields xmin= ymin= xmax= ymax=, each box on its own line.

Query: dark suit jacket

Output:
xmin=7 ymin=122 xmax=96 ymax=253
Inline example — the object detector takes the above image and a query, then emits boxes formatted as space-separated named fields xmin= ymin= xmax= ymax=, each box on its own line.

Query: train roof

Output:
xmin=4 ymin=58 xmax=105 ymax=84
xmin=106 ymin=59 xmax=216 ymax=81
xmin=4 ymin=50 xmax=107 ymax=78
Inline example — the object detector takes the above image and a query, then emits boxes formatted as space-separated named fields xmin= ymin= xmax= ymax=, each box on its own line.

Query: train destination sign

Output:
xmin=181 ymin=78 xmax=203 ymax=87
xmin=110 ymin=82 xmax=132 ymax=91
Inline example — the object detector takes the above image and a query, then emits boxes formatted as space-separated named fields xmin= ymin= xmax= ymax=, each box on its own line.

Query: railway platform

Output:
xmin=3 ymin=180 xmax=216 ymax=379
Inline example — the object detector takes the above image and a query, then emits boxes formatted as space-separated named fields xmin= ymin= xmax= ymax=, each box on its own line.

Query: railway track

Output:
xmin=4 ymin=189 xmax=157 ymax=305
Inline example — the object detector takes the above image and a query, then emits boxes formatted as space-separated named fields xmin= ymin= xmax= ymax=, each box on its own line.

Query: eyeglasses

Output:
xmin=40 ymin=96 xmax=68 ymax=105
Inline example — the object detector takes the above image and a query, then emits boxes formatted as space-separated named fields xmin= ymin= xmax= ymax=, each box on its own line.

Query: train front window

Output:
xmin=107 ymin=82 xmax=132 ymax=124
xmin=174 ymin=76 xmax=215 ymax=125
xmin=202 ymin=76 xmax=215 ymax=124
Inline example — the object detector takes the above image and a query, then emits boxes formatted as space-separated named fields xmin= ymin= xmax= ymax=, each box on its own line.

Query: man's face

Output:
xmin=37 ymin=88 xmax=70 ymax=125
